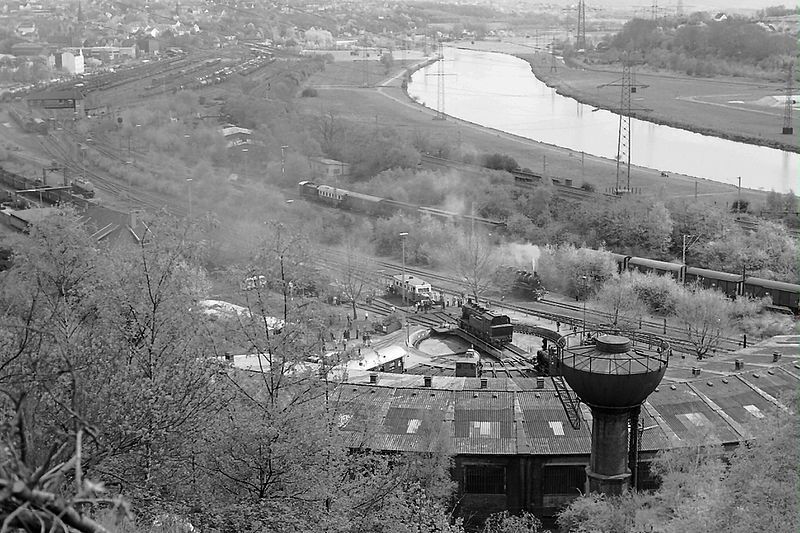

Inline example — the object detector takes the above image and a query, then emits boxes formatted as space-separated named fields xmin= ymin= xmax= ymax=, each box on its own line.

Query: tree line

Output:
xmin=1 ymin=210 xmax=795 ymax=533
xmin=582 ymin=15 xmax=796 ymax=79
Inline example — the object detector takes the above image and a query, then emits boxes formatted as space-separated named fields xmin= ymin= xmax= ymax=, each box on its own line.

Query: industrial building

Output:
xmin=328 ymin=333 xmax=799 ymax=524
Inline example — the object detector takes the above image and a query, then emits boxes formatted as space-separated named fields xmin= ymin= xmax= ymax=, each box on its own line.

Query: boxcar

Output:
xmin=684 ymin=267 xmax=742 ymax=300
xmin=742 ymin=277 xmax=800 ymax=314
xmin=625 ymin=257 xmax=685 ymax=280
xmin=341 ymin=189 xmax=385 ymax=216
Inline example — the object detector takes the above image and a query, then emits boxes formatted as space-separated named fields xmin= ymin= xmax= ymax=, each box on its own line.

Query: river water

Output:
xmin=407 ymin=48 xmax=799 ymax=194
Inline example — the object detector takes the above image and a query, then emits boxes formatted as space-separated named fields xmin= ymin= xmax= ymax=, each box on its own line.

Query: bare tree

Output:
xmin=591 ymin=274 xmax=647 ymax=332
xmin=336 ymin=237 xmax=376 ymax=320
xmin=441 ymin=226 xmax=500 ymax=301
xmin=317 ymin=110 xmax=341 ymax=156
xmin=673 ymin=285 xmax=731 ymax=359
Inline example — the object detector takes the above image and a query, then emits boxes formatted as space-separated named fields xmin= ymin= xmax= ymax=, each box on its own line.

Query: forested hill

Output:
xmin=601 ymin=14 xmax=796 ymax=79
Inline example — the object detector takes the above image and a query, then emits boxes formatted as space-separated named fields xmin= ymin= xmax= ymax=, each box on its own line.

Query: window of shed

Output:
xmin=543 ymin=465 xmax=586 ymax=494
xmin=463 ymin=465 xmax=506 ymax=494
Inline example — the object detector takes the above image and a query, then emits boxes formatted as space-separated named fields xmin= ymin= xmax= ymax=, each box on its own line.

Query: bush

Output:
xmin=630 ymin=271 xmax=683 ymax=315
xmin=301 ymin=87 xmax=318 ymax=97
xmin=581 ymin=182 xmax=596 ymax=192
xmin=480 ymin=153 xmax=519 ymax=172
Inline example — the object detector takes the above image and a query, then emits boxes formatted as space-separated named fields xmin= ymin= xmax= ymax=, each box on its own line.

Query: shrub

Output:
xmin=301 ymin=87 xmax=318 ymax=97
xmin=480 ymin=153 xmax=519 ymax=172
xmin=630 ymin=271 xmax=682 ymax=315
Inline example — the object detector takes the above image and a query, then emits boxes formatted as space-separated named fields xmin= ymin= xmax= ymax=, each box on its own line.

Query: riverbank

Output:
xmin=452 ymin=39 xmax=799 ymax=155
xmin=299 ymin=51 xmax=772 ymax=204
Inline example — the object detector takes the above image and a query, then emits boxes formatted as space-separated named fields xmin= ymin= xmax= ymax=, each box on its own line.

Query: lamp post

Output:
xmin=581 ymin=275 xmax=588 ymax=341
xmin=242 ymin=148 xmax=248 ymax=181
xmin=132 ymin=124 xmax=141 ymax=162
xmin=186 ymin=178 xmax=192 ymax=218
xmin=399 ymin=232 xmax=408 ymax=307
xmin=281 ymin=145 xmax=288 ymax=177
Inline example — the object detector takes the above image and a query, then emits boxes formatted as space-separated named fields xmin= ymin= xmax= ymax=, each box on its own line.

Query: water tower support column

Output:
xmin=586 ymin=406 xmax=631 ymax=495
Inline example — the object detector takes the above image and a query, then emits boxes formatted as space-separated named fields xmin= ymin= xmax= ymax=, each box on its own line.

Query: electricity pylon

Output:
xmin=598 ymin=53 xmax=651 ymax=194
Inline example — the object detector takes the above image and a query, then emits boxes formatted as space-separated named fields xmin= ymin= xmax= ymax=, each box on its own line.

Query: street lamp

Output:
xmin=281 ymin=145 xmax=289 ymax=177
xmin=186 ymin=178 xmax=193 ymax=218
xmin=399 ymin=232 xmax=408 ymax=307
xmin=242 ymin=148 xmax=248 ymax=181
xmin=581 ymin=275 xmax=588 ymax=341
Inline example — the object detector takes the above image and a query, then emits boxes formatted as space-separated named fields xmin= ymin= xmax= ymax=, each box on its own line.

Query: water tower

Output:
xmin=558 ymin=333 xmax=669 ymax=494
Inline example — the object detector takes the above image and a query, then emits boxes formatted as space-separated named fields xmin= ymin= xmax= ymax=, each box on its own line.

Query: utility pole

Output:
xmin=400 ymin=232 xmax=408 ymax=307
xmin=361 ymin=45 xmax=369 ymax=87
xmin=782 ymin=62 xmax=794 ymax=135
xmin=737 ymin=176 xmax=742 ymax=214
xmin=186 ymin=178 xmax=192 ymax=218
xmin=682 ymin=234 xmax=700 ymax=266
xmin=281 ymin=145 xmax=288 ymax=177
xmin=581 ymin=275 xmax=588 ymax=342
xmin=682 ymin=234 xmax=687 ymax=265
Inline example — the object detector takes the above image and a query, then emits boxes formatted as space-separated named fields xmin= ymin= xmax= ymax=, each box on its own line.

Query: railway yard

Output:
xmin=317 ymin=247 xmax=749 ymax=363
xmin=0 ymin=45 xmax=288 ymax=216
xmin=0 ymin=9 xmax=797 ymax=528
xmin=0 ymin=44 xmax=795 ymax=372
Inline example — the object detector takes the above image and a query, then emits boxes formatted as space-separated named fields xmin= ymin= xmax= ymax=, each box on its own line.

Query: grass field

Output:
xmin=299 ymin=50 xmax=769 ymax=206
xmin=458 ymin=39 xmax=799 ymax=154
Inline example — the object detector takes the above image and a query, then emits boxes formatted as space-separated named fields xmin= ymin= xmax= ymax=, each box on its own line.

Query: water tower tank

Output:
xmin=559 ymin=333 xmax=669 ymax=494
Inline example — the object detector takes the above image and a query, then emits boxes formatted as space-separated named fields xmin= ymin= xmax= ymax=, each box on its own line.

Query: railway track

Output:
xmin=37 ymin=132 xmax=186 ymax=216
xmin=421 ymin=155 xmax=800 ymax=238
xmin=419 ymin=153 xmax=613 ymax=202
xmin=319 ymin=247 xmax=742 ymax=358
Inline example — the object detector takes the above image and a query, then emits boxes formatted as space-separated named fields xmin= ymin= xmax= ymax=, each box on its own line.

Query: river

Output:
xmin=407 ymin=47 xmax=798 ymax=194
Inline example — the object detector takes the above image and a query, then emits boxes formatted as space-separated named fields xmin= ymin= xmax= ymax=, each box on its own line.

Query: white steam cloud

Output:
xmin=499 ymin=242 xmax=541 ymax=272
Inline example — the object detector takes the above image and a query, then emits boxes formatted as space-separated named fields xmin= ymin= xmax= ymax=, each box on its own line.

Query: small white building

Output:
xmin=61 ymin=49 xmax=84 ymax=75
xmin=221 ymin=125 xmax=252 ymax=147
xmin=310 ymin=157 xmax=350 ymax=179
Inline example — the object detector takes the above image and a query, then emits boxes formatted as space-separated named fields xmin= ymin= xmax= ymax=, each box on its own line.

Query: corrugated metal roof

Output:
xmin=518 ymin=390 xmax=591 ymax=455
xmin=453 ymin=391 xmax=517 ymax=455
xmin=741 ymin=367 xmax=799 ymax=400
xmin=334 ymin=385 xmax=393 ymax=436
xmin=647 ymin=384 xmax=739 ymax=444
xmin=696 ymin=376 xmax=777 ymax=426
xmin=384 ymin=388 xmax=452 ymax=437
xmin=462 ymin=377 xmax=513 ymax=390
xmin=637 ymin=404 xmax=670 ymax=452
